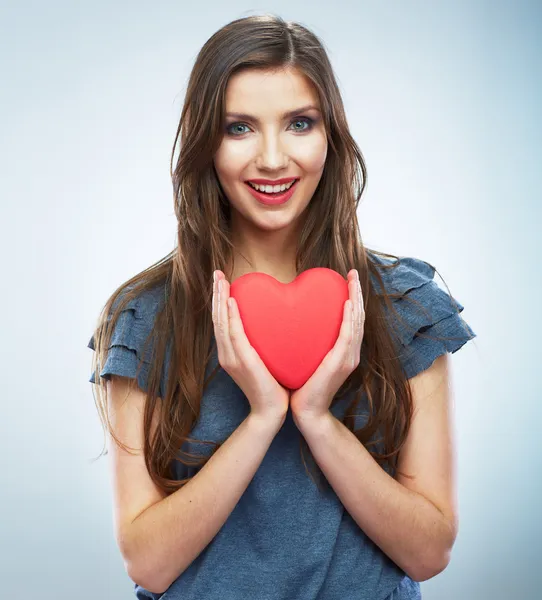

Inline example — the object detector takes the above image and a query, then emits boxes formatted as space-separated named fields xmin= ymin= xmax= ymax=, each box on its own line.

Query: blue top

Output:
xmin=88 ymin=254 xmax=476 ymax=600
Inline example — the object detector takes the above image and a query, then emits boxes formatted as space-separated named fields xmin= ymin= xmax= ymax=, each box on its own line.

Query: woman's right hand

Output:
xmin=212 ymin=270 xmax=290 ymax=426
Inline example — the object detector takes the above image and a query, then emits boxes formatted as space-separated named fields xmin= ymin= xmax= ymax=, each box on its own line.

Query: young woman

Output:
xmin=88 ymin=14 xmax=476 ymax=600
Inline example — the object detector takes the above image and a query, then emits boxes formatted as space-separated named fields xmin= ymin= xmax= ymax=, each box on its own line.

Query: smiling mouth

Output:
xmin=243 ymin=178 xmax=300 ymax=206
xmin=245 ymin=179 xmax=299 ymax=195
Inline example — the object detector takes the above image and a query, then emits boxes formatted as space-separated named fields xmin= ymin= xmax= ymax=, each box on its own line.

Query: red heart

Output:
xmin=229 ymin=268 xmax=349 ymax=390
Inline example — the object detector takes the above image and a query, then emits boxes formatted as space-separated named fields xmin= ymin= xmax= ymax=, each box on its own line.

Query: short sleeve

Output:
xmin=87 ymin=284 xmax=168 ymax=395
xmin=371 ymin=254 xmax=477 ymax=380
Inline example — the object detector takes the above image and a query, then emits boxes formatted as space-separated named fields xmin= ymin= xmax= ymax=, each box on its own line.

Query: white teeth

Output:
xmin=247 ymin=180 xmax=296 ymax=193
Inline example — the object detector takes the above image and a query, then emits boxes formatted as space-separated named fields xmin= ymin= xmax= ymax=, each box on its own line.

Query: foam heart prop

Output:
xmin=229 ymin=268 xmax=349 ymax=390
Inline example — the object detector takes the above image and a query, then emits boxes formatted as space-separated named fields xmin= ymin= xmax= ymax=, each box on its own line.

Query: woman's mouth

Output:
xmin=244 ymin=179 xmax=300 ymax=206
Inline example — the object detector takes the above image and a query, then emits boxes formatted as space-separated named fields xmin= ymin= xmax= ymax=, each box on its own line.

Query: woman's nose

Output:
xmin=255 ymin=137 xmax=288 ymax=170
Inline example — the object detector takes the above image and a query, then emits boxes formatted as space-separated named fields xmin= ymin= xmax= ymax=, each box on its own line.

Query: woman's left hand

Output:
xmin=290 ymin=269 xmax=366 ymax=424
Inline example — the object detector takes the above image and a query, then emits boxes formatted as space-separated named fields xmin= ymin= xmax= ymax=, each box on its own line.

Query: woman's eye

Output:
xmin=290 ymin=117 xmax=313 ymax=132
xmin=225 ymin=117 xmax=314 ymax=136
xmin=228 ymin=123 xmax=250 ymax=135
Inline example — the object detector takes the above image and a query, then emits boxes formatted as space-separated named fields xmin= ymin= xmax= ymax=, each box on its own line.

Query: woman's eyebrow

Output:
xmin=225 ymin=105 xmax=321 ymax=122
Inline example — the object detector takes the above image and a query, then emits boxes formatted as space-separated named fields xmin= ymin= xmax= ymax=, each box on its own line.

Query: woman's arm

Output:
xmin=293 ymin=353 xmax=458 ymax=582
xmin=108 ymin=375 xmax=284 ymax=594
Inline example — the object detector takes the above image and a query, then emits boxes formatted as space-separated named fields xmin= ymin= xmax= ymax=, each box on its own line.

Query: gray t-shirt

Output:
xmin=88 ymin=254 xmax=476 ymax=600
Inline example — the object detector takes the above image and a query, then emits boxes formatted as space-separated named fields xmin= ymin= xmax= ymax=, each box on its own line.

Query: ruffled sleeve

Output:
xmin=370 ymin=253 xmax=477 ymax=380
xmin=87 ymin=284 xmax=168 ymax=396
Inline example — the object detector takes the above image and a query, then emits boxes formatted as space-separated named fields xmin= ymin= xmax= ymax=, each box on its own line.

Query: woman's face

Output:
xmin=213 ymin=67 xmax=328 ymax=233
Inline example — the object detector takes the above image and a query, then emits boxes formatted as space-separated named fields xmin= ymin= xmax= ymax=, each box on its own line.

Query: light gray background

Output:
xmin=1 ymin=1 xmax=540 ymax=598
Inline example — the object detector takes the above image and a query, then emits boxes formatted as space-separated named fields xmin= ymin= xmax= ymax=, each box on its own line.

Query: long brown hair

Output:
xmin=90 ymin=13 xmax=471 ymax=494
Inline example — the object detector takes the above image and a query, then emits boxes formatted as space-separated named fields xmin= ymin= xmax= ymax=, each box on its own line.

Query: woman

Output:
xmin=88 ymin=13 xmax=476 ymax=600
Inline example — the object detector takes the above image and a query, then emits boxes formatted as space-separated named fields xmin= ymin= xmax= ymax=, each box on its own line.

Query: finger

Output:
xmin=218 ymin=274 xmax=229 ymax=332
xmin=326 ymin=299 xmax=355 ymax=373
xmin=227 ymin=296 xmax=256 ymax=363
xmin=348 ymin=272 xmax=358 ymax=331
xmin=219 ymin=275 xmax=238 ymax=365
xmin=351 ymin=271 xmax=364 ymax=337
xmin=213 ymin=272 xmax=236 ymax=366
xmin=346 ymin=298 xmax=360 ymax=370
xmin=212 ymin=271 xmax=222 ymax=322
xmin=358 ymin=272 xmax=366 ymax=324
xmin=350 ymin=271 xmax=365 ymax=364
xmin=212 ymin=271 xmax=221 ymax=325
xmin=356 ymin=273 xmax=365 ymax=338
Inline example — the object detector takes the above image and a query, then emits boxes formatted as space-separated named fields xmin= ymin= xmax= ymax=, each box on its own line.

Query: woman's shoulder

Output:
xmin=87 ymin=279 xmax=169 ymax=391
xmin=367 ymin=250 xmax=436 ymax=294
xmin=88 ymin=280 xmax=167 ymax=347
xmin=366 ymin=250 xmax=477 ymax=379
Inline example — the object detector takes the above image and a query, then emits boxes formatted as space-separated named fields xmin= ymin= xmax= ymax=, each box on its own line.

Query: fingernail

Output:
xmin=213 ymin=271 xmax=217 ymax=283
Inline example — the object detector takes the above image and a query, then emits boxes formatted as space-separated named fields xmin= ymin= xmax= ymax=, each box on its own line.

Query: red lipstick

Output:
xmin=244 ymin=179 xmax=299 ymax=206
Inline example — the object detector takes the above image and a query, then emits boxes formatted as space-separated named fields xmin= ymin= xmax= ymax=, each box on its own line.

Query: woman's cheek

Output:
xmin=215 ymin=140 xmax=252 ymax=171
xmin=292 ymin=133 xmax=327 ymax=173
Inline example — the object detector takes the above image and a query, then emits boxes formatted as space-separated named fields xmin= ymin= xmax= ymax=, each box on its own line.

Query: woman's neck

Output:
xmin=228 ymin=258 xmax=298 ymax=285
xmin=227 ymin=218 xmax=302 ymax=284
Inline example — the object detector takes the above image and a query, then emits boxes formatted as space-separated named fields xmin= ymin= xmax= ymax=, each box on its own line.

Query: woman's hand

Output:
xmin=212 ymin=270 xmax=291 ymax=425
xmin=290 ymin=269 xmax=365 ymax=425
